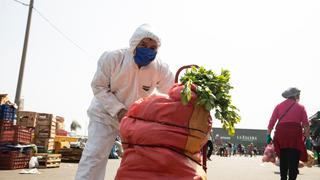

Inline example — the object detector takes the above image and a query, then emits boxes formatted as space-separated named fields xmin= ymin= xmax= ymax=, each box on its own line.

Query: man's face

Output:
xmin=136 ymin=38 xmax=158 ymax=51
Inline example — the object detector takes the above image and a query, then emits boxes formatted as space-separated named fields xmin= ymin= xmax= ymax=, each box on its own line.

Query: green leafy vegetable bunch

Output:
xmin=180 ymin=66 xmax=241 ymax=135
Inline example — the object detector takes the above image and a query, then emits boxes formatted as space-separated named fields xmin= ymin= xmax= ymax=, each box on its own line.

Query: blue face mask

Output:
xmin=134 ymin=47 xmax=157 ymax=67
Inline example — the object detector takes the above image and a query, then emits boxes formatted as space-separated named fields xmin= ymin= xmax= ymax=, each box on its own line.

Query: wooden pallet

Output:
xmin=36 ymin=153 xmax=61 ymax=168
xmin=61 ymin=156 xmax=81 ymax=162
xmin=39 ymin=159 xmax=61 ymax=168
xmin=57 ymin=148 xmax=82 ymax=162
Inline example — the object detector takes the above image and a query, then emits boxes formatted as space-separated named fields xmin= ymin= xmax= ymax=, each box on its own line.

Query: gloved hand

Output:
xmin=266 ymin=134 xmax=272 ymax=144
xmin=117 ymin=109 xmax=128 ymax=122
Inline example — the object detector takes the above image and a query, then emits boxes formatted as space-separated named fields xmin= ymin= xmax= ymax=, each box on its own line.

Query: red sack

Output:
xmin=115 ymin=84 xmax=211 ymax=180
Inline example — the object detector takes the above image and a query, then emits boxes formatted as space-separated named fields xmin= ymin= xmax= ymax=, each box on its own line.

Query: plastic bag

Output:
xmin=262 ymin=143 xmax=276 ymax=163
xmin=303 ymin=150 xmax=315 ymax=167
xmin=29 ymin=156 xmax=39 ymax=169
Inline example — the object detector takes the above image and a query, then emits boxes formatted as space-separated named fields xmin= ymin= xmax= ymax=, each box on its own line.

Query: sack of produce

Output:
xmin=115 ymin=66 xmax=240 ymax=180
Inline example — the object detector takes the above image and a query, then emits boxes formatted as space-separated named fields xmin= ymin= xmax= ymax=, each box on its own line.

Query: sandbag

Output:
xmin=115 ymin=84 xmax=211 ymax=180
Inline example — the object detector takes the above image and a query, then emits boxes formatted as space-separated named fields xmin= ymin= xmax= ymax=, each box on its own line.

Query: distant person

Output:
xmin=75 ymin=24 xmax=174 ymax=180
xmin=215 ymin=134 xmax=224 ymax=156
xmin=247 ymin=143 xmax=254 ymax=157
xmin=232 ymin=143 xmax=237 ymax=155
xmin=253 ymin=145 xmax=258 ymax=156
xmin=237 ymin=144 xmax=244 ymax=156
xmin=206 ymin=130 xmax=214 ymax=160
xmin=226 ymin=142 xmax=232 ymax=156
xmin=267 ymin=87 xmax=310 ymax=180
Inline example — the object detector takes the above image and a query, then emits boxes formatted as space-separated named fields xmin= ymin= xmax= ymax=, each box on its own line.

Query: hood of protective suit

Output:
xmin=129 ymin=24 xmax=161 ymax=55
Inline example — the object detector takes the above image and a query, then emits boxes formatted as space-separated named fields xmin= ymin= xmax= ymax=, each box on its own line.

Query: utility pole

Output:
xmin=15 ymin=0 xmax=34 ymax=107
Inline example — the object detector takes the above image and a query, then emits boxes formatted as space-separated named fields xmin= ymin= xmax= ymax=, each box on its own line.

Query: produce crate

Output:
xmin=35 ymin=138 xmax=55 ymax=152
xmin=36 ymin=153 xmax=61 ymax=168
xmin=54 ymin=135 xmax=78 ymax=142
xmin=37 ymin=113 xmax=55 ymax=126
xmin=31 ymin=129 xmax=35 ymax=143
xmin=0 ymin=94 xmax=9 ymax=105
xmin=0 ymin=104 xmax=16 ymax=121
xmin=35 ymin=124 xmax=56 ymax=138
xmin=55 ymin=116 xmax=65 ymax=130
xmin=17 ymin=111 xmax=37 ymax=128
xmin=54 ymin=141 xmax=70 ymax=152
xmin=0 ymin=125 xmax=32 ymax=144
xmin=0 ymin=120 xmax=14 ymax=130
xmin=0 ymin=150 xmax=31 ymax=170
xmin=56 ymin=129 xmax=68 ymax=136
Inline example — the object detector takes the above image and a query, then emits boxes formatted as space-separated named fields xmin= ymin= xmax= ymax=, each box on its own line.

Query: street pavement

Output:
xmin=0 ymin=155 xmax=319 ymax=180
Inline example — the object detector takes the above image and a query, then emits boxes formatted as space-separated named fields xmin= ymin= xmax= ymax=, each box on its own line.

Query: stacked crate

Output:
xmin=0 ymin=150 xmax=32 ymax=170
xmin=0 ymin=94 xmax=9 ymax=105
xmin=16 ymin=111 xmax=37 ymax=143
xmin=56 ymin=116 xmax=67 ymax=136
xmin=35 ymin=113 xmax=56 ymax=153
xmin=17 ymin=111 xmax=37 ymax=128
xmin=0 ymin=104 xmax=29 ymax=145
xmin=0 ymin=125 xmax=32 ymax=144
xmin=0 ymin=103 xmax=16 ymax=123
xmin=0 ymin=103 xmax=32 ymax=170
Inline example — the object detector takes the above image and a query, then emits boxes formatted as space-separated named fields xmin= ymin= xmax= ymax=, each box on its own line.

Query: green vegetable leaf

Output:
xmin=179 ymin=66 xmax=241 ymax=136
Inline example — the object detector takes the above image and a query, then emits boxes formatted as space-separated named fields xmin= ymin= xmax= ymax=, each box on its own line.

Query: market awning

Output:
xmin=309 ymin=111 xmax=320 ymax=121
xmin=309 ymin=111 xmax=320 ymax=136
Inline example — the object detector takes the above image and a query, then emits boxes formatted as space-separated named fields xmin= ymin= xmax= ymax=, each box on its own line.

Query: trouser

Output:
xmin=75 ymin=118 xmax=118 ymax=180
xmin=207 ymin=140 xmax=213 ymax=158
xmin=279 ymin=148 xmax=300 ymax=180
xmin=219 ymin=147 xmax=225 ymax=156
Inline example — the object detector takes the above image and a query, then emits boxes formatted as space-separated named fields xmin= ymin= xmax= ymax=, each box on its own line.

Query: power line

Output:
xmin=33 ymin=7 xmax=90 ymax=56
xmin=12 ymin=0 xmax=29 ymax=6
xmin=11 ymin=0 xmax=93 ymax=59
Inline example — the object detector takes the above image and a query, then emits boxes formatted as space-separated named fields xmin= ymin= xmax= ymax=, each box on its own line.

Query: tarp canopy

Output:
xmin=309 ymin=111 xmax=320 ymax=137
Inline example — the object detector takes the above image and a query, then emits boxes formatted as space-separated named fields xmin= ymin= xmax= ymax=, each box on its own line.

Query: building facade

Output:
xmin=212 ymin=127 xmax=267 ymax=154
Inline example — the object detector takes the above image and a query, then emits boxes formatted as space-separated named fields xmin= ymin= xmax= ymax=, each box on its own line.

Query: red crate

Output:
xmin=0 ymin=150 xmax=31 ymax=169
xmin=0 ymin=120 xmax=13 ymax=130
xmin=56 ymin=129 xmax=68 ymax=136
xmin=0 ymin=125 xmax=32 ymax=144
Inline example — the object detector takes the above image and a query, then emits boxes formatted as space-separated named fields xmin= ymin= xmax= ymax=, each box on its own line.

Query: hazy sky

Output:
xmin=1 ymin=0 xmax=320 ymax=135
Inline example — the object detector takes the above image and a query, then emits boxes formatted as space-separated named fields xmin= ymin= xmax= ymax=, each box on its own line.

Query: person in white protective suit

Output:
xmin=75 ymin=24 xmax=174 ymax=180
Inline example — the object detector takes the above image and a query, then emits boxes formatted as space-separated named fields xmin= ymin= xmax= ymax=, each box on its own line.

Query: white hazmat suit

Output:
xmin=75 ymin=24 xmax=174 ymax=180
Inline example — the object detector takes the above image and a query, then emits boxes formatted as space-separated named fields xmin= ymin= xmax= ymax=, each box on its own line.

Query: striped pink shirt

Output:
xmin=268 ymin=99 xmax=309 ymax=130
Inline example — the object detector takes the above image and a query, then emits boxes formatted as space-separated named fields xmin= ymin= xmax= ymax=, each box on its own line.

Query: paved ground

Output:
xmin=0 ymin=156 xmax=319 ymax=180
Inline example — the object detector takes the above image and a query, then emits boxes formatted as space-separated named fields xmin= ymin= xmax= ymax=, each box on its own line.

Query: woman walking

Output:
xmin=267 ymin=87 xmax=310 ymax=180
